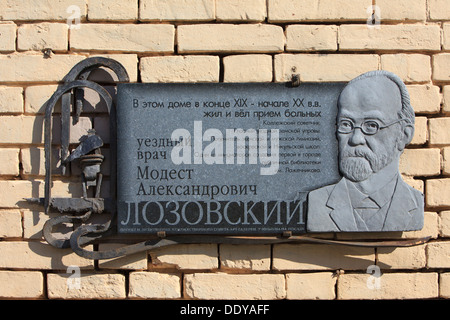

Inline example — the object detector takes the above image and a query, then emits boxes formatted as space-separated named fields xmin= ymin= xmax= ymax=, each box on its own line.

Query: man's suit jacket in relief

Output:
xmin=306 ymin=175 xmax=424 ymax=232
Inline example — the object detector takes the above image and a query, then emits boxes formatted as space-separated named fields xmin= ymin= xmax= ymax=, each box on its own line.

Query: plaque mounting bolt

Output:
xmin=291 ymin=74 xmax=301 ymax=87
xmin=157 ymin=231 xmax=167 ymax=238
xmin=282 ymin=231 xmax=292 ymax=238
xmin=43 ymin=48 xmax=53 ymax=59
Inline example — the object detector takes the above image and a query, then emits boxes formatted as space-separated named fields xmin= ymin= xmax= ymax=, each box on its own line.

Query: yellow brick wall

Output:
xmin=0 ymin=0 xmax=449 ymax=300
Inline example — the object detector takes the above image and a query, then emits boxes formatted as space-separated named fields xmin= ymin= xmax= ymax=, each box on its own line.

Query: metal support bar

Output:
xmin=43 ymin=211 xmax=92 ymax=249
xmin=291 ymin=74 xmax=301 ymax=87
xmin=68 ymin=229 xmax=431 ymax=260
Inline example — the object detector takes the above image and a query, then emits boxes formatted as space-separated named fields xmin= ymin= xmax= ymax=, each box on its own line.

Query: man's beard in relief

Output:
xmin=339 ymin=146 xmax=393 ymax=182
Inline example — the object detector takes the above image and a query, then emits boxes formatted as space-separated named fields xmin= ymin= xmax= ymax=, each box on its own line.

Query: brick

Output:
xmin=48 ymin=180 xmax=84 ymax=198
xmin=274 ymin=54 xmax=379 ymax=82
xmin=0 ymin=0 xmax=87 ymax=21
xmin=88 ymin=0 xmax=137 ymax=21
xmin=337 ymin=273 xmax=438 ymax=299
xmin=0 ymin=241 xmax=93 ymax=270
xmin=18 ymin=23 xmax=68 ymax=52
xmin=433 ymin=54 xmax=450 ymax=82
xmin=429 ymin=118 xmax=450 ymax=146
xmin=428 ymin=0 xmax=450 ymax=20
xmin=286 ymin=272 xmax=336 ymax=300
xmin=403 ymin=177 xmax=424 ymax=193
xmin=377 ymin=245 xmax=426 ymax=269
xmin=443 ymin=147 xmax=450 ymax=175
xmin=427 ymin=241 xmax=450 ymax=268
xmin=0 ymin=271 xmax=43 ymax=298
xmin=216 ymin=0 xmax=266 ymax=22
xmin=150 ymin=244 xmax=218 ymax=270
xmin=177 ymin=24 xmax=284 ymax=53
xmin=410 ymin=116 xmax=427 ymax=145
xmin=223 ymin=54 xmax=272 ymax=83
xmin=3 ymin=114 xmax=87 ymax=148
xmin=268 ymin=0 xmax=370 ymax=22
xmin=402 ymin=178 xmax=425 ymax=191
xmin=407 ymin=85 xmax=441 ymax=114
xmin=25 ymin=85 xmax=59 ymax=114
xmin=0 ymin=53 xmax=84 ymax=83
xmin=140 ymin=0 xmax=214 ymax=21
xmin=98 ymin=243 xmax=147 ymax=270
xmin=286 ymin=25 xmax=338 ymax=52
xmin=273 ymin=244 xmax=374 ymax=270
xmin=0 ymin=114 xmax=82 ymax=146
xmin=47 ymin=273 xmax=125 ymax=299
xmin=0 ymin=209 xmax=22 ymax=238
xmin=426 ymin=179 xmax=450 ymax=208
xmin=0 ymin=179 xmax=80 ymax=206
xmin=0 ymin=116 xmax=38 ymax=144
xmin=0 ymin=180 xmax=33 ymax=208
xmin=0 ymin=148 xmax=20 ymax=176
xmin=399 ymin=148 xmax=441 ymax=177
xmin=140 ymin=56 xmax=219 ymax=83
xmin=70 ymin=116 xmax=92 ymax=143
xmin=21 ymin=147 xmax=64 ymax=176
xmin=443 ymin=86 xmax=450 ymax=114
xmin=381 ymin=54 xmax=431 ymax=83
xmin=404 ymin=211 xmax=439 ymax=239
xmin=70 ymin=24 xmax=174 ymax=53
xmin=0 ymin=86 xmax=24 ymax=113
xmin=219 ymin=244 xmax=271 ymax=271
xmin=0 ymin=115 xmax=65 ymax=145
xmin=441 ymin=273 xmax=450 ymax=298
xmin=0 ymin=22 xmax=16 ymax=52
xmin=440 ymin=211 xmax=450 ymax=237
xmin=129 ymin=272 xmax=181 ymax=299
xmin=402 ymin=177 xmax=424 ymax=193
xmin=339 ymin=24 xmax=440 ymax=51
xmin=376 ymin=0 xmax=426 ymax=21
xmin=184 ymin=273 xmax=286 ymax=299
xmin=89 ymin=54 xmax=139 ymax=83
xmin=23 ymin=209 xmax=55 ymax=239
xmin=443 ymin=23 xmax=450 ymax=50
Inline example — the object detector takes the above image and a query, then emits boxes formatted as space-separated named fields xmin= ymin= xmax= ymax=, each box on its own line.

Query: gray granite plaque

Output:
xmin=116 ymin=83 xmax=344 ymax=234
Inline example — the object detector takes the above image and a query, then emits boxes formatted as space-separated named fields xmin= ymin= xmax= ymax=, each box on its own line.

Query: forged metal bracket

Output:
xmin=43 ymin=79 xmax=113 ymax=214
xmin=60 ymin=57 xmax=130 ymax=175
xmin=25 ymin=57 xmax=128 ymax=252
xmin=30 ymin=58 xmax=432 ymax=260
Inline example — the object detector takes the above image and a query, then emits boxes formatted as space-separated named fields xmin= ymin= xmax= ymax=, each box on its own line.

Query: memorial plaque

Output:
xmin=116 ymin=83 xmax=344 ymax=234
xmin=33 ymin=57 xmax=427 ymax=260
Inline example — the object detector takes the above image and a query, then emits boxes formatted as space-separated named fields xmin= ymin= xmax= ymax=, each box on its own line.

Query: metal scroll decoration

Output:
xmin=27 ymin=58 xmax=430 ymax=260
xmin=27 ymin=57 xmax=125 ymax=253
